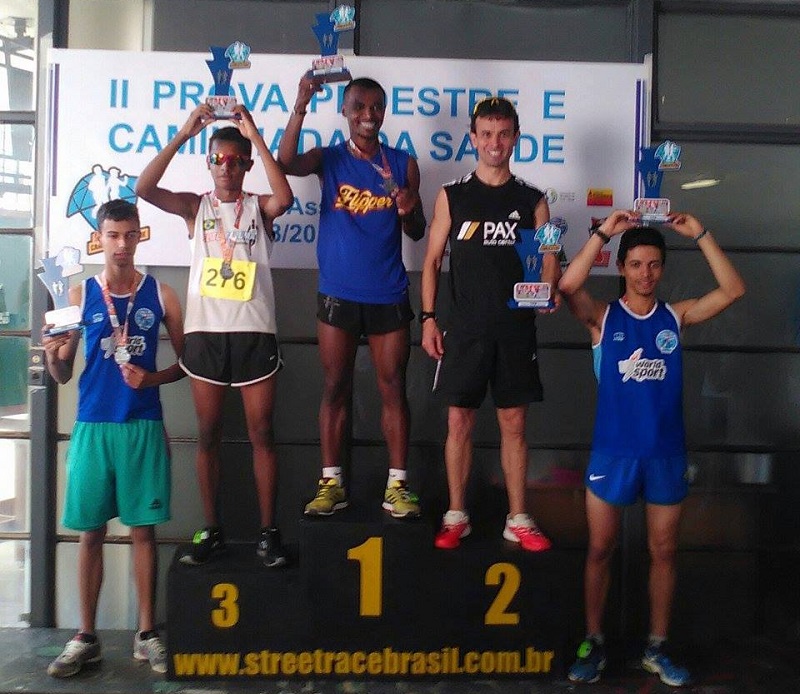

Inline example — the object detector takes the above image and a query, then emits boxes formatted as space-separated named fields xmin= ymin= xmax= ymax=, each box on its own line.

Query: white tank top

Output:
xmin=184 ymin=192 xmax=277 ymax=334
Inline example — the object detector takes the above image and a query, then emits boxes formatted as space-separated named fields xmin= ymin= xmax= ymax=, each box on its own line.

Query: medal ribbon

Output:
xmin=100 ymin=272 xmax=139 ymax=350
xmin=210 ymin=192 xmax=245 ymax=266
xmin=348 ymin=140 xmax=398 ymax=194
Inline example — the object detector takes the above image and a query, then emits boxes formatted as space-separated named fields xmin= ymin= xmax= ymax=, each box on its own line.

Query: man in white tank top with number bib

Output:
xmin=136 ymin=103 xmax=293 ymax=568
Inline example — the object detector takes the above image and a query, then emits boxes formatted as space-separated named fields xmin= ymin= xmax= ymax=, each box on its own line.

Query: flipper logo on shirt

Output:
xmin=456 ymin=220 xmax=518 ymax=246
xmin=334 ymin=184 xmax=393 ymax=214
xmin=618 ymin=347 xmax=666 ymax=382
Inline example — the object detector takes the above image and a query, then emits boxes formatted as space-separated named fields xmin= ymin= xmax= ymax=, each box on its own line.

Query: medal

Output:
xmin=209 ymin=193 xmax=244 ymax=278
xmin=114 ymin=345 xmax=131 ymax=365
xmin=349 ymin=140 xmax=399 ymax=196
xmin=100 ymin=271 xmax=139 ymax=368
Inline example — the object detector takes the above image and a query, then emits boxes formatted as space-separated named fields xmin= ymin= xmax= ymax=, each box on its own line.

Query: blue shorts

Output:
xmin=586 ymin=452 xmax=688 ymax=506
xmin=62 ymin=420 xmax=171 ymax=530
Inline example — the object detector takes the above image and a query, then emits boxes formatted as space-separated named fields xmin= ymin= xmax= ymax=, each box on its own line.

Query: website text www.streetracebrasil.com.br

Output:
xmin=173 ymin=646 xmax=555 ymax=677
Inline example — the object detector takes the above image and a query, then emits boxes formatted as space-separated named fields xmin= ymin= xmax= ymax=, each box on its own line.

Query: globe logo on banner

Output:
xmin=65 ymin=164 xmax=147 ymax=255
xmin=66 ymin=164 xmax=138 ymax=230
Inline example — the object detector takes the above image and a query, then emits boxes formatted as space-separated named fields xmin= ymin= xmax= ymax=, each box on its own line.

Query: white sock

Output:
xmin=387 ymin=468 xmax=407 ymax=486
xmin=322 ymin=467 xmax=342 ymax=485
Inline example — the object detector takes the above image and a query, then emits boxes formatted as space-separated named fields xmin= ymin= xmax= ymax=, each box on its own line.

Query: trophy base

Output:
xmin=206 ymin=95 xmax=240 ymax=120
xmin=511 ymin=282 xmax=553 ymax=309
xmin=44 ymin=305 xmax=83 ymax=335
xmin=306 ymin=67 xmax=353 ymax=84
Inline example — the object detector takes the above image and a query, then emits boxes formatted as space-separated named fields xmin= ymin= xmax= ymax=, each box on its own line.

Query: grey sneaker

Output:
xmin=133 ymin=631 xmax=167 ymax=674
xmin=47 ymin=634 xmax=102 ymax=678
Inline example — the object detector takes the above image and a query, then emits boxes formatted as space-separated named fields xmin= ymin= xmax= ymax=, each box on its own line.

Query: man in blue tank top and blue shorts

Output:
xmin=279 ymin=75 xmax=426 ymax=518
xmin=42 ymin=200 xmax=185 ymax=678
xmin=559 ymin=209 xmax=745 ymax=686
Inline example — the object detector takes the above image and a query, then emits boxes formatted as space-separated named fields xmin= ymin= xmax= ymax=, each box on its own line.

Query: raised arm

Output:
xmin=232 ymin=105 xmax=293 ymax=222
xmin=420 ymin=188 xmax=452 ymax=360
xmin=277 ymin=73 xmax=324 ymax=177
xmin=559 ymin=210 xmax=638 ymax=334
xmin=120 ymin=282 xmax=186 ymax=389
xmin=397 ymin=156 xmax=426 ymax=241
xmin=42 ymin=284 xmax=82 ymax=384
xmin=134 ymin=105 xmax=210 ymax=224
xmin=666 ymin=213 xmax=745 ymax=327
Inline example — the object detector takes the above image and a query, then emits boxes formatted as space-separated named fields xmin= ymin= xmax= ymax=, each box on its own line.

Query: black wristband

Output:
xmin=419 ymin=311 xmax=436 ymax=324
xmin=591 ymin=229 xmax=611 ymax=244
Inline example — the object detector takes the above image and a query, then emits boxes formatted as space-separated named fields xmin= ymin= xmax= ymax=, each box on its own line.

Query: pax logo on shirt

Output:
xmin=456 ymin=220 xmax=518 ymax=246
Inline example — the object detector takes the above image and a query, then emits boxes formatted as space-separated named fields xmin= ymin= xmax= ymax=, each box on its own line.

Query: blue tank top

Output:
xmin=77 ymin=274 xmax=164 ymax=423
xmin=318 ymin=142 xmax=411 ymax=303
xmin=591 ymin=299 xmax=685 ymax=457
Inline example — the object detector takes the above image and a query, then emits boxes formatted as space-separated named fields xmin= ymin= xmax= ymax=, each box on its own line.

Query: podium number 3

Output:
xmin=211 ymin=582 xmax=240 ymax=628
xmin=347 ymin=537 xmax=521 ymax=625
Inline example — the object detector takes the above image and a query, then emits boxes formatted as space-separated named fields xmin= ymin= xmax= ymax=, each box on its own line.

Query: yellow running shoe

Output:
xmin=304 ymin=478 xmax=348 ymax=516
xmin=382 ymin=480 xmax=421 ymax=518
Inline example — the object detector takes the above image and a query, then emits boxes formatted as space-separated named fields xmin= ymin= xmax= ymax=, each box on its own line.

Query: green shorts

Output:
xmin=62 ymin=420 xmax=171 ymax=531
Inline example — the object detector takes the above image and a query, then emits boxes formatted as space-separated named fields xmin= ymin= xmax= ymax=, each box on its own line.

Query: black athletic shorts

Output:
xmin=180 ymin=332 xmax=283 ymax=386
xmin=435 ymin=328 xmax=543 ymax=409
xmin=316 ymin=292 xmax=414 ymax=336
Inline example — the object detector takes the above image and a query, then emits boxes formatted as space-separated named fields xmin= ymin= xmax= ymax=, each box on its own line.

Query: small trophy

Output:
xmin=636 ymin=140 xmax=681 ymax=223
xmin=308 ymin=5 xmax=356 ymax=83
xmin=206 ymin=41 xmax=251 ymax=120
xmin=38 ymin=247 xmax=84 ymax=335
xmin=508 ymin=222 xmax=563 ymax=309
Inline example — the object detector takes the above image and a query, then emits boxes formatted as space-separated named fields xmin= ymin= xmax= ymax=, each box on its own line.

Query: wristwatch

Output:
xmin=419 ymin=311 xmax=436 ymax=324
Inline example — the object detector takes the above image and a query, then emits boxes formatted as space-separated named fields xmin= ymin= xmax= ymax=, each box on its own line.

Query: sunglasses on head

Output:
xmin=206 ymin=152 xmax=251 ymax=167
xmin=472 ymin=96 xmax=514 ymax=114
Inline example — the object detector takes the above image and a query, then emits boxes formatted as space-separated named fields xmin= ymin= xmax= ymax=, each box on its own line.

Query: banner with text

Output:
xmin=47 ymin=49 xmax=649 ymax=272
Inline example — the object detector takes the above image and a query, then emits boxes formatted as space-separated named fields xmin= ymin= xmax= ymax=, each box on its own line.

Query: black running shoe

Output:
xmin=257 ymin=526 xmax=288 ymax=568
xmin=179 ymin=526 xmax=227 ymax=565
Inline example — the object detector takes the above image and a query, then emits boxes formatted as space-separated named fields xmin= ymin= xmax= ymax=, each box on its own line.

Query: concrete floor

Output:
xmin=0 ymin=628 xmax=798 ymax=694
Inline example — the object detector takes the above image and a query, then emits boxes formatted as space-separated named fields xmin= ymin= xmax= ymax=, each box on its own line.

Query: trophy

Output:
xmin=38 ymin=247 xmax=84 ymax=335
xmin=206 ymin=41 xmax=251 ymax=119
xmin=308 ymin=5 xmax=356 ymax=83
xmin=508 ymin=222 xmax=563 ymax=309
xmin=635 ymin=140 xmax=681 ymax=223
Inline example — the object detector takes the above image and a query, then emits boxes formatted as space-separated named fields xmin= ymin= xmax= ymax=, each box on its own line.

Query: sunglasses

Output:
xmin=206 ymin=153 xmax=251 ymax=168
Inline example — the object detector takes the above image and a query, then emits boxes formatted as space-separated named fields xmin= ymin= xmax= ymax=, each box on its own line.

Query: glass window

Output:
xmin=0 ymin=540 xmax=30 ymax=626
xmin=0 ymin=338 xmax=30 ymax=432
xmin=0 ymin=439 xmax=28 ymax=532
xmin=360 ymin=0 xmax=631 ymax=61
xmin=0 ymin=4 xmax=36 ymax=112
xmin=0 ymin=124 xmax=34 ymax=229
xmin=657 ymin=13 xmax=800 ymax=125
xmin=0 ymin=235 xmax=31 ymax=329
xmin=659 ymin=143 xmax=799 ymax=248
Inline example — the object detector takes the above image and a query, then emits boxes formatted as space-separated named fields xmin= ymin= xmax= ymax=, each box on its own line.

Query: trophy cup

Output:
xmin=635 ymin=140 xmax=682 ymax=223
xmin=508 ymin=222 xmax=563 ymax=309
xmin=308 ymin=5 xmax=356 ymax=83
xmin=206 ymin=41 xmax=251 ymax=119
xmin=38 ymin=247 xmax=84 ymax=335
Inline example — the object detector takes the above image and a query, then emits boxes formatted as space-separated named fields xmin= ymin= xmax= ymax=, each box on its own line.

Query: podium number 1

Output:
xmin=347 ymin=537 xmax=383 ymax=617
xmin=346 ymin=537 xmax=522 ymax=625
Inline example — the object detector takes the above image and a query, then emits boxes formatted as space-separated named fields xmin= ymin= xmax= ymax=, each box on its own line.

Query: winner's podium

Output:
xmin=167 ymin=505 xmax=565 ymax=680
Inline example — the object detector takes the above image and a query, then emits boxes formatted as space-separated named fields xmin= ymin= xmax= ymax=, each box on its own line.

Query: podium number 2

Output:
xmin=347 ymin=537 xmax=383 ymax=617
xmin=346 ymin=537 xmax=521 ymax=625
xmin=211 ymin=582 xmax=240 ymax=628
xmin=484 ymin=563 xmax=521 ymax=625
